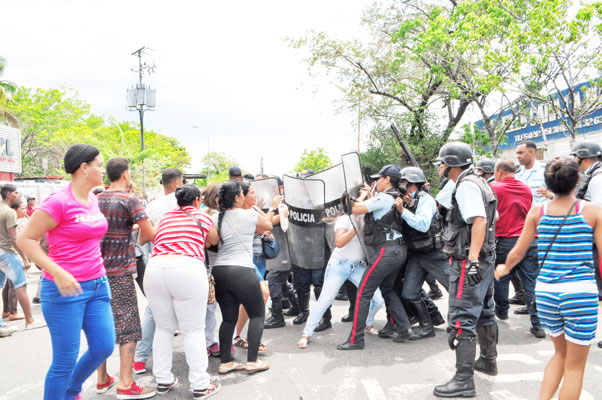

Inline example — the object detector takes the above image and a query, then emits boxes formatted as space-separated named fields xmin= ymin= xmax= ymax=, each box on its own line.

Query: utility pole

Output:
xmin=127 ymin=47 xmax=156 ymax=194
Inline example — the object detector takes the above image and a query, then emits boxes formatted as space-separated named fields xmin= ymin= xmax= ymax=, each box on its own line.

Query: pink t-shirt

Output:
xmin=38 ymin=184 xmax=109 ymax=282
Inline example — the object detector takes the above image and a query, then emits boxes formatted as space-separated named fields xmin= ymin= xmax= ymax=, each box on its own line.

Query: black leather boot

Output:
xmin=264 ymin=300 xmax=285 ymax=329
xmin=392 ymin=328 xmax=414 ymax=343
xmin=313 ymin=287 xmax=332 ymax=332
xmin=284 ymin=293 xmax=300 ymax=317
xmin=409 ymin=299 xmax=435 ymax=340
xmin=423 ymin=290 xmax=446 ymax=326
xmin=474 ymin=325 xmax=498 ymax=376
xmin=378 ymin=320 xmax=395 ymax=338
xmin=509 ymin=274 xmax=526 ymax=305
xmin=402 ymin=298 xmax=419 ymax=325
xmin=426 ymin=275 xmax=443 ymax=300
xmin=293 ymin=291 xmax=309 ymax=325
xmin=433 ymin=336 xmax=477 ymax=398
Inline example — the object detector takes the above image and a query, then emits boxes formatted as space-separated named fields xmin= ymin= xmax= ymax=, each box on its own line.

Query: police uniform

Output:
xmin=433 ymin=143 xmax=498 ymax=398
xmin=338 ymin=166 xmax=413 ymax=350
xmin=399 ymin=167 xmax=450 ymax=339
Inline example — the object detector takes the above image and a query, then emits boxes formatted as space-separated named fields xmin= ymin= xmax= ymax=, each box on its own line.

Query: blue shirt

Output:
xmin=401 ymin=191 xmax=437 ymax=233
xmin=363 ymin=191 xmax=402 ymax=239
xmin=516 ymin=160 xmax=547 ymax=204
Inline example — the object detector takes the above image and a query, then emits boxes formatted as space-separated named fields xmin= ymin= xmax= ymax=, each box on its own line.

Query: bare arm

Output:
xmin=137 ymin=218 xmax=156 ymax=245
xmin=495 ymin=205 xmax=540 ymax=280
xmin=17 ymin=210 xmax=82 ymax=297
xmin=351 ymin=189 xmax=369 ymax=215
xmin=334 ymin=226 xmax=356 ymax=248
xmin=255 ymin=213 xmax=273 ymax=234
xmin=206 ymin=225 xmax=219 ymax=246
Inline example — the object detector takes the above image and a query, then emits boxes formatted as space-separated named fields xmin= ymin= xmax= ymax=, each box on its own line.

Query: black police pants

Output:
xmin=401 ymin=249 xmax=450 ymax=302
xmin=347 ymin=243 xmax=410 ymax=345
xmin=267 ymin=270 xmax=295 ymax=302
xmin=448 ymin=256 xmax=496 ymax=337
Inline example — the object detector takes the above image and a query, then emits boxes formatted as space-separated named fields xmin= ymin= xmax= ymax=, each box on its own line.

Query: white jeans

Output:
xmin=144 ymin=255 xmax=209 ymax=390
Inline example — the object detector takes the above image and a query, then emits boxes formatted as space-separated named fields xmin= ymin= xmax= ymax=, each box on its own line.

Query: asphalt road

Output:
xmin=1 ymin=269 xmax=601 ymax=400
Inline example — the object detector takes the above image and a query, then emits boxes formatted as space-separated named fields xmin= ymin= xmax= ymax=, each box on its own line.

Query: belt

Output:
xmin=374 ymin=238 xmax=404 ymax=248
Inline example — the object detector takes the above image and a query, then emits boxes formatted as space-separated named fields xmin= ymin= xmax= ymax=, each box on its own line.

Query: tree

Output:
xmin=201 ymin=151 xmax=237 ymax=182
xmin=0 ymin=56 xmax=18 ymax=127
xmin=6 ymin=87 xmax=191 ymax=190
xmin=294 ymin=148 xmax=332 ymax=173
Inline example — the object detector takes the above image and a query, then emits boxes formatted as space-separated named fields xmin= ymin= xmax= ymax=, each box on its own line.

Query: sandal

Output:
xmin=234 ymin=336 xmax=248 ymax=349
xmin=365 ymin=326 xmax=379 ymax=336
xmin=218 ymin=362 xmax=246 ymax=375
xmin=193 ymin=383 xmax=221 ymax=399
xmin=297 ymin=336 xmax=310 ymax=349
xmin=258 ymin=343 xmax=268 ymax=354
xmin=246 ymin=360 xmax=270 ymax=374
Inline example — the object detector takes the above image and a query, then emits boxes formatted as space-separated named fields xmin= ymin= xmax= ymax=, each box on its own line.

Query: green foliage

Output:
xmin=293 ymin=148 xmax=333 ymax=173
xmin=6 ymin=87 xmax=190 ymax=190
xmin=0 ymin=56 xmax=18 ymax=127
xmin=201 ymin=151 xmax=238 ymax=182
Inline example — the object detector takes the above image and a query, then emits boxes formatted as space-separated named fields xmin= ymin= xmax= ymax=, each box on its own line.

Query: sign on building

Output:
xmin=0 ymin=125 xmax=22 ymax=174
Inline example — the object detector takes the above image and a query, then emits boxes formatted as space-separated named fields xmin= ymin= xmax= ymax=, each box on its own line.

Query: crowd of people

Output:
xmin=0 ymin=138 xmax=601 ymax=400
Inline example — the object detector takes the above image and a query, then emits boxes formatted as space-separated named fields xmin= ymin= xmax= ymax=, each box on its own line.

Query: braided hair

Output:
xmin=217 ymin=181 xmax=242 ymax=243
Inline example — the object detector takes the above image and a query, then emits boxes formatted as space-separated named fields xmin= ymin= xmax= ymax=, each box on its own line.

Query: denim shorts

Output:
xmin=0 ymin=252 xmax=29 ymax=289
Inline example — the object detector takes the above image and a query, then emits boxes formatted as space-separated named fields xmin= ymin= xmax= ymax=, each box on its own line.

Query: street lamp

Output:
xmin=321 ymin=60 xmax=361 ymax=152
xmin=108 ymin=120 xmax=124 ymax=144
xmin=192 ymin=125 xmax=211 ymax=180
xmin=126 ymin=47 xmax=156 ymax=194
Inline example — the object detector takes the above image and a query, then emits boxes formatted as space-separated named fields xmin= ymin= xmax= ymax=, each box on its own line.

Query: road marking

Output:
xmin=361 ymin=378 xmax=387 ymax=400
xmin=497 ymin=353 xmax=542 ymax=365
xmin=388 ymin=384 xmax=431 ymax=397
xmin=335 ymin=366 xmax=358 ymax=400
xmin=490 ymin=390 xmax=522 ymax=400
xmin=537 ymin=350 xmax=555 ymax=356
xmin=480 ymin=372 xmax=543 ymax=383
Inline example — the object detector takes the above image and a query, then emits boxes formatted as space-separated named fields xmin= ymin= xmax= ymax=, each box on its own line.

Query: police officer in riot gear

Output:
xmin=474 ymin=159 xmax=496 ymax=183
xmin=432 ymin=143 xmax=498 ymax=398
xmin=395 ymin=167 xmax=450 ymax=340
xmin=337 ymin=165 xmax=413 ymax=350
xmin=570 ymin=140 xmax=602 ymax=349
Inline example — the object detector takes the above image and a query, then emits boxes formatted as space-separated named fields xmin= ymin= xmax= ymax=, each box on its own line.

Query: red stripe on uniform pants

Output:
xmin=350 ymin=247 xmax=385 ymax=344
xmin=454 ymin=259 xmax=467 ymax=336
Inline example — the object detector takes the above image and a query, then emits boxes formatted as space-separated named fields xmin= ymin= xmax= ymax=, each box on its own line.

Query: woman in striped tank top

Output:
xmin=495 ymin=158 xmax=602 ymax=400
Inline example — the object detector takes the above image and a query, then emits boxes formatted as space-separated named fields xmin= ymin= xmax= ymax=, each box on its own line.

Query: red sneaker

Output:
xmin=132 ymin=361 xmax=147 ymax=374
xmin=95 ymin=376 xmax=117 ymax=394
xmin=116 ymin=382 xmax=156 ymax=399
xmin=207 ymin=343 xmax=221 ymax=357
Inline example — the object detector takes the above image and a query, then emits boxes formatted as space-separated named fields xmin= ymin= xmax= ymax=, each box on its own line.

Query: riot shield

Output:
xmin=265 ymin=224 xmax=291 ymax=272
xmin=251 ymin=178 xmax=280 ymax=211
xmin=341 ymin=151 xmax=372 ymax=261
xmin=283 ymin=175 xmax=326 ymax=269
xmin=310 ymin=163 xmax=346 ymax=251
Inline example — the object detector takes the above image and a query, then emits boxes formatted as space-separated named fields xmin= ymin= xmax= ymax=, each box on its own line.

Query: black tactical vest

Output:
xmin=577 ymin=162 xmax=602 ymax=200
xmin=363 ymin=188 xmax=403 ymax=246
xmin=441 ymin=170 xmax=497 ymax=260
xmin=402 ymin=191 xmax=443 ymax=253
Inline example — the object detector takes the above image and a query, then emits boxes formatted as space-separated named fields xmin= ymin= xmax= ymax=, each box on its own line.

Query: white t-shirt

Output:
xmin=330 ymin=215 xmax=365 ymax=263
xmin=146 ymin=192 xmax=178 ymax=226
xmin=212 ymin=208 xmax=258 ymax=269
xmin=456 ymin=181 xmax=487 ymax=224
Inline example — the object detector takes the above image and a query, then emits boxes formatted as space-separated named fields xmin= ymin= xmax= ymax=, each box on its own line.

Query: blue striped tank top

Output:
xmin=536 ymin=201 xmax=595 ymax=284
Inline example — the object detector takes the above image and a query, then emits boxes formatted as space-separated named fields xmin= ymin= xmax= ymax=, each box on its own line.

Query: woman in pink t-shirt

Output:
xmin=18 ymin=144 xmax=116 ymax=400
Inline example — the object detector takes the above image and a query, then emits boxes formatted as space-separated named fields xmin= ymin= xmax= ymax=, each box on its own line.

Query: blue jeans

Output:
xmin=41 ymin=276 xmax=115 ymax=400
xmin=0 ymin=252 xmax=29 ymax=289
xmin=303 ymin=256 xmax=384 ymax=337
xmin=134 ymin=305 xmax=156 ymax=363
xmin=402 ymin=250 xmax=450 ymax=301
xmin=253 ymin=255 xmax=267 ymax=281
xmin=494 ymin=237 xmax=540 ymax=326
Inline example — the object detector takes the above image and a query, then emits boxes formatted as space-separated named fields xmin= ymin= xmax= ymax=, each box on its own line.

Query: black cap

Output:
xmin=229 ymin=166 xmax=242 ymax=177
xmin=64 ymin=144 xmax=100 ymax=174
xmin=370 ymin=164 xmax=401 ymax=180
xmin=570 ymin=141 xmax=602 ymax=159
xmin=243 ymin=173 xmax=255 ymax=180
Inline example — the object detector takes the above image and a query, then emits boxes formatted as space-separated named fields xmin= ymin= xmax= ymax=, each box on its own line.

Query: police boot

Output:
xmin=284 ymin=294 xmax=300 ymax=317
xmin=424 ymin=291 xmax=446 ymax=326
xmin=378 ymin=320 xmax=395 ymax=338
xmin=433 ymin=336 xmax=477 ymax=398
xmin=402 ymin=298 xmax=419 ymax=325
xmin=474 ymin=325 xmax=498 ymax=376
xmin=281 ymin=297 xmax=292 ymax=310
xmin=313 ymin=287 xmax=332 ymax=332
xmin=409 ymin=299 xmax=435 ymax=340
xmin=427 ymin=275 xmax=443 ymax=300
xmin=293 ymin=291 xmax=309 ymax=325
xmin=264 ymin=300 xmax=285 ymax=329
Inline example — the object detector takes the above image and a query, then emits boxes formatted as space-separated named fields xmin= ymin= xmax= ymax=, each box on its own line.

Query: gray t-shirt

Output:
xmin=213 ymin=208 xmax=258 ymax=269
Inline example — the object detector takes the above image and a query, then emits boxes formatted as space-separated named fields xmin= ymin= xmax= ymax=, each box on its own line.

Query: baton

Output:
xmin=390 ymin=121 xmax=419 ymax=168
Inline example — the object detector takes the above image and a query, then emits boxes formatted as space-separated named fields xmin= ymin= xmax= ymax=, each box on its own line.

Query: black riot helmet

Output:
xmin=475 ymin=158 xmax=496 ymax=175
xmin=569 ymin=141 xmax=602 ymax=160
xmin=433 ymin=142 xmax=473 ymax=168
xmin=370 ymin=164 xmax=402 ymax=181
xmin=400 ymin=167 xmax=426 ymax=184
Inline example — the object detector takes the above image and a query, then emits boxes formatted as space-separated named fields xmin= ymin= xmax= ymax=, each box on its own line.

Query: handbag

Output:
xmin=180 ymin=208 xmax=216 ymax=305
xmin=262 ymin=233 xmax=280 ymax=260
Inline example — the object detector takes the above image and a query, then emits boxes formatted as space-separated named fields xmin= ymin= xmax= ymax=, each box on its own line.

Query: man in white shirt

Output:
xmin=515 ymin=140 xmax=552 ymax=203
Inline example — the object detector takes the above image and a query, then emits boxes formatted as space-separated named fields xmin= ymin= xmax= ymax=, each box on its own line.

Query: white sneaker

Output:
xmin=0 ymin=325 xmax=18 ymax=337
xmin=25 ymin=319 xmax=47 ymax=330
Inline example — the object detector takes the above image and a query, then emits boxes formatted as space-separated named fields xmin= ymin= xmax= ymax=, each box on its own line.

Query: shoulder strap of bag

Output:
xmin=180 ymin=207 xmax=205 ymax=232
xmin=223 ymin=213 xmax=253 ymax=257
xmin=540 ymin=200 xmax=578 ymax=268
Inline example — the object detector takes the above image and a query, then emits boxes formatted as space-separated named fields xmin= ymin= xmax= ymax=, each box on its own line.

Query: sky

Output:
xmin=1 ymin=0 xmax=375 ymax=177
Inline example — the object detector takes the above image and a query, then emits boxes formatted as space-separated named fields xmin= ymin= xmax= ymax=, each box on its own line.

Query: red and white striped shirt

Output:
xmin=152 ymin=206 xmax=213 ymax=262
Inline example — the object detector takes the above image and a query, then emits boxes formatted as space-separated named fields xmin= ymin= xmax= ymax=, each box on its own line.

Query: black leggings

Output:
xmin=213 ymin=265 xmax=265 ymax=363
